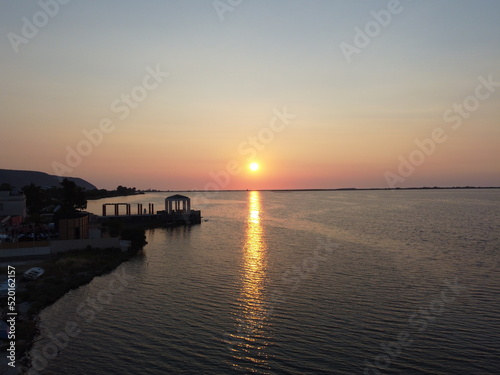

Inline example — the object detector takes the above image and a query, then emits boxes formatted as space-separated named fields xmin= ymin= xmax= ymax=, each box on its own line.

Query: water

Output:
xmin=29 ymin=190 xmax=500 ymax=374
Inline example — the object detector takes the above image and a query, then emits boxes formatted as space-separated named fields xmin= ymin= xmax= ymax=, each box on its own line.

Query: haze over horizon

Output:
xmin=1 ymin=0 xmax=499 ymax=190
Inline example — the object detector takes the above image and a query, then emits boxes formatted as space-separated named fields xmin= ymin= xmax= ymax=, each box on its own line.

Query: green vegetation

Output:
xmin=21 ymin=182 xmax=139 ymax=218
xmin=119 ymin=227 xmax=147 ymax=251
xmin=101 ymin=218 xmax=124 ymax=237
xmin=2 ymin=241 xmax=145 ymax=358
xmin=21 ymin=247 xmax=139 ymax=314
xmin=59 ymin=179 xmax=87 ymax=213
xmin=21 ymin=179 xmax=87 ymax=217
xmin=0 ymin=182 xmax=13 ymax=191
xmin=86 ymin=185 xmax=140 ymax=200
xmin=100 ymin=220 xmax=148 ymax=250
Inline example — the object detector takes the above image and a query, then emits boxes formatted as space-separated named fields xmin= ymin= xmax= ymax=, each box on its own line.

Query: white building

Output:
xmin=0 ymin=191 xmax=27 ymax=219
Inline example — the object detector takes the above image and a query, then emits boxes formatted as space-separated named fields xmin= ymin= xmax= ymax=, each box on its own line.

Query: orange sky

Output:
xmin=1 ymin=1 xmax=499 ymax=190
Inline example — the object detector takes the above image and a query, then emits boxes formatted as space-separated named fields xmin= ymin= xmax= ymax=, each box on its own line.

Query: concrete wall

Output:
xmin=0 ymin=237 xmax=124 ymax=258
xmin=0 ymin=241 xmax=51 ymax=249
xmin=51 ymin=238 xmax=122 ymax=253
xmin=0 ymin=246 xmax=51 ymax=258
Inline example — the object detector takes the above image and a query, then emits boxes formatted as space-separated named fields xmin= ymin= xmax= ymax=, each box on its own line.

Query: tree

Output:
xmin=0 ymin=183 xmax=12 ymax=191
xmin=22 ymin=183 xmax=44 ymax=215
xmin=116 ymin=185 xmax=136 ymax=196
xmin=60 ymin=179 xmax=87 ymax=213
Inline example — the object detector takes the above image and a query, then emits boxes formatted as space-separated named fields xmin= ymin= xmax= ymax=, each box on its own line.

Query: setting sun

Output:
xmin=249 ymin=162 xmax=260 ymax=172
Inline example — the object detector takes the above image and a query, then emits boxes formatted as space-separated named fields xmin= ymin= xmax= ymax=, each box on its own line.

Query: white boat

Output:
xmin=23 ymin=267 xmax=45 ymax=280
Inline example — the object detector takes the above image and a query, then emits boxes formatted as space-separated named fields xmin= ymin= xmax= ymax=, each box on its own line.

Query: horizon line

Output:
xmin=137 ymin=186 xmax=500 ymax=193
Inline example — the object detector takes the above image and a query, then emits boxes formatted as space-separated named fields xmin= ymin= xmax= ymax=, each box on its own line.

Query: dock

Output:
xmin=97 ymin=194 xmax=201 ymax=226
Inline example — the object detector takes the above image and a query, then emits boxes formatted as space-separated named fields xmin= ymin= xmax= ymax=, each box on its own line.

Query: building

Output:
xmin=0 ymin=190 xmax=26 ymax=220
xmin=163 ymin=194 xmax=201 ymax=224
xmin=165 ymin=194 xmax=191 ymax=214
xmin=57 ymin=212 xmax=90 ymax=240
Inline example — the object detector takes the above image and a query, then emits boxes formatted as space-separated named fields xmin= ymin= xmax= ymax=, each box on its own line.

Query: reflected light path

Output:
xmin=230 ymin=191 xmax=270 ymax=371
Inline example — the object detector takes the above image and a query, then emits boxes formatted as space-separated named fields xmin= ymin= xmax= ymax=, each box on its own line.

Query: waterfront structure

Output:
xmin=98 ymin=195 xmax=201 ymax=225
xmin=165 ymin=194 xmax=191 ymax=214
xmin=163 ymin=194 xmax=201 ymax=224
xmin=102 ymin=203 xmax=155 ymax=216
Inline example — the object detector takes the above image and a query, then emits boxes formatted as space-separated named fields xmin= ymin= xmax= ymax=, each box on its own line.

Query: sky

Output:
xmin=1 ymin=0 xmax=499 ymax=190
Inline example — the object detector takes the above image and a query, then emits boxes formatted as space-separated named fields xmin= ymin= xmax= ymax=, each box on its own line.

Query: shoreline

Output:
xmin=149 ymin=186 xmax=500 ymax=193
xmin=1 ymin=238 xmax=145 ymax=373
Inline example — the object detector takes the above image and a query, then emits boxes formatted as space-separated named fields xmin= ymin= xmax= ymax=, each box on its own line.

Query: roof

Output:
xmin=165 ymin=194 xmax=190 ymax=201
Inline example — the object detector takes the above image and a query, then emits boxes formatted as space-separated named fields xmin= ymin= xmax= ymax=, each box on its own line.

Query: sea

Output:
xmin=28 ymin=189 xmax=500 ymax=374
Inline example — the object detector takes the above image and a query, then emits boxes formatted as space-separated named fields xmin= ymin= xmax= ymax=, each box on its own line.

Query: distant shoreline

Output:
xmin=145 ymin=186 xmax=500 ymax=193
xmin=86 ymin=192 xmax=144 ymax=200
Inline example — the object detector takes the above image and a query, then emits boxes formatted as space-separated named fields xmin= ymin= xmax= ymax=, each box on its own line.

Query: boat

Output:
xmin=23 ymin=267 xmax=45 ymax=280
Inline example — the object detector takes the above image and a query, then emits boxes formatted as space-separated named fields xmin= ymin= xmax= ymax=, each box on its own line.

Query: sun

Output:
xmin=249 ymin=162 xmax=260 ymax=172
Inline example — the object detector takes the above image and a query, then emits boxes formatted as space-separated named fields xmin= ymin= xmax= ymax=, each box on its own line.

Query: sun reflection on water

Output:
xmin=229 ymin=190 xmax=270 ymax=371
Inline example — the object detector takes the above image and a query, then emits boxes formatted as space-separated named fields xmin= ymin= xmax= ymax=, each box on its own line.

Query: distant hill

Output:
xmin=0 ymin=169 xmax=97 ymax=190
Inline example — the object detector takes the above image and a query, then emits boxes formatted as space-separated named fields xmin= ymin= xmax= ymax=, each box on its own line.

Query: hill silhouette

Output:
xmin=0 ymin=169 xmax=96 ymax=190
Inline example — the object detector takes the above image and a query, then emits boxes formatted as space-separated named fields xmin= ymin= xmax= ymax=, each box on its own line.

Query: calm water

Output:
xmin=29 ymin=190 xmax=500 ymax=374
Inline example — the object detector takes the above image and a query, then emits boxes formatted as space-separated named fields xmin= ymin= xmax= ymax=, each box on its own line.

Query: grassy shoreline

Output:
xmin=3 ymin=247 xmax=141 ymax=370
xmin=1 ymin=226 xmax=147 ymax=372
